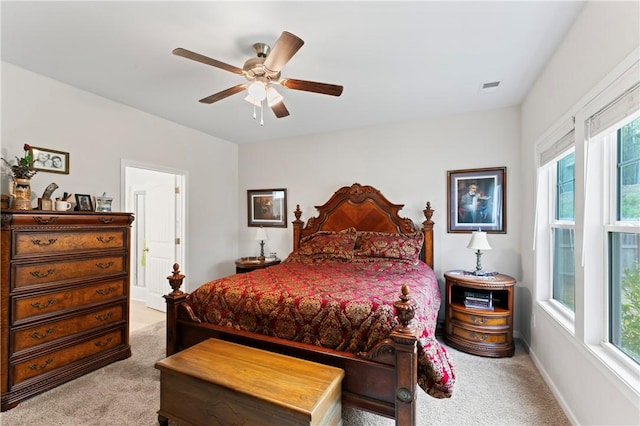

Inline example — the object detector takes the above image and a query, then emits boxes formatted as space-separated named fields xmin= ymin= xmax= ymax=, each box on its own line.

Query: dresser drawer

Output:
xmin=12 ymin=279 xmax=126 ymax=323
xmin=451 ymin=324 xmax=508 ymax=344
xmin=12 ymin=255 xmax=126 ymax=289
xmin=11 ymin=329 xmax=123 ymax=385
xmin=13 ymin=230 xmax=127 ymax=258
xmin=451 ymin=307 xmax=509 ymax=326
xmin=6 ymin=213 xmax=133 ymax=228
xmin=12 ymin=304 xmax=124 ymax=353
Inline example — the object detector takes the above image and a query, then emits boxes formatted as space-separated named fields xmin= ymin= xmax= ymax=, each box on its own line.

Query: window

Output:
xmin=535 ymin=54 xmax=640 ymax=397
xmin=553 ymin=152 xmax=575 ymax=311
xmin=608 ymin=118 xmax=640 ymax=365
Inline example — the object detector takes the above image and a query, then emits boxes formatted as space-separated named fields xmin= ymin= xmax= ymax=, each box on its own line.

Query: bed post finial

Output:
xmin=394 ymin=284 xmax=416 ymax=333
xmin=422 ymin=201 xmax=434 ymax=227
xmin=422 ymin=201 xmax=435 ymax=269
xmin=292 ymin=204 xmax=304 ymax=251
xmin=167 ymin=263 xmax=185 ymax=296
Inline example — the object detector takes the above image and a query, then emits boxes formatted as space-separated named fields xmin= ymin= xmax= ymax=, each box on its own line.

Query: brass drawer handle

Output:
xmin=99 ymin=217 xmax=114 ymax=224
xmin=33 ymin=217 xmax=58 ymax=225
xmin=96 ymin=236 xmax=115 ymax=243
xmin=31 ymin=299 xmax=56 ymax=309
xmin=95 ymin=261 xmax=115 ymax=270
xmin=470 ymin=316 xmax=489 ymax=324
xmin=29 ymin=328 xmax=55 ymax=339
xmin=94 ymin=337 xmax=113 ymax=347
xmin=30 ymin=269 xmax=55 ymax=278
xmin=28 ymin=358 xmax=54 ymax=371
xmin=96 ymin=287 xmax=115 ymax=296
xmin=95 ymin=311 xmax=113 ymax=321
xmin=31 ymin=238 xmax=58 ymax=246
xmin=470 ymin=332 xmax=489 ymax=341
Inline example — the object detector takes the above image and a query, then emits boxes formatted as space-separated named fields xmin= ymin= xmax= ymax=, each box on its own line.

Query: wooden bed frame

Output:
xmin=164 ymin=183 xmax=435 ymax=425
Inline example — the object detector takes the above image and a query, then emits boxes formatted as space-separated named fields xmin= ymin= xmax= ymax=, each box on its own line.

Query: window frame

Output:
xmin=535 ymin=137 xmax=576 ymax=333
xmin=577 ymin=67 xmax=640 ymax=393
xmin=534 ymin=54 xmax=640 ymax=397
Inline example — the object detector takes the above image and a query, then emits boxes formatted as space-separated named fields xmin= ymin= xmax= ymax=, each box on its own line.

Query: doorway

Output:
xmin=122 ymin=160 xmax=186 ymax=313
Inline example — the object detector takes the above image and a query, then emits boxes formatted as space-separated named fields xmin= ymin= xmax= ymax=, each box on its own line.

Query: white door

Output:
xmin=144 ymin=172 xmax=178 ymax=311
xmin=124 ymin=163 xmax=186 ymax=313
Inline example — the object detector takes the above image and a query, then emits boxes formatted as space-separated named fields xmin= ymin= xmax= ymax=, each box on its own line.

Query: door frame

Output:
xmin=121 ymin=159 xmax=188 ymax=303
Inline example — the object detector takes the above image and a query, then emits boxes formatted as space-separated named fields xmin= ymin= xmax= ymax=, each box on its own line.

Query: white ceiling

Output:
xmin=1 ymin=1 xmax=585 ymax=145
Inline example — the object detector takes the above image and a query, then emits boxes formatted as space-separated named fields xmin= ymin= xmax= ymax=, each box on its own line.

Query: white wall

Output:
xmin=1 ymin=63 xmax=239 ymax=290
xmin=239 ymin=106 xmax=522 ymax=322
xmin=520 ymin=2 xmax=640 ymax=425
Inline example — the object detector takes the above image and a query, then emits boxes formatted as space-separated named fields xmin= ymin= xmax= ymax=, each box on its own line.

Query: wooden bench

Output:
xmin=155 ymin=338 xmax=344 ymax=425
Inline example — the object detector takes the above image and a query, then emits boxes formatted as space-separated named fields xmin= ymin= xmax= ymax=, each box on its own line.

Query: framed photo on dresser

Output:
xmin=75 ymin=194 xmax=94 ymax=211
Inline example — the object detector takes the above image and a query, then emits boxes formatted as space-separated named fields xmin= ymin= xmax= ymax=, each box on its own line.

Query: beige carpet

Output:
xmin=0 ymin=321 xmax=569 ymax=425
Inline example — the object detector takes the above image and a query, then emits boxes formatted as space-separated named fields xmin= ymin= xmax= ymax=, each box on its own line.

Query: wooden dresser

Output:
xmin=1 ymin=211 xmax=134 ymax=411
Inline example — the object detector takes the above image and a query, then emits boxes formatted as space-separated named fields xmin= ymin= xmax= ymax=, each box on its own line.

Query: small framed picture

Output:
xmin=75 ymin=194 xmax=94 ymax=211
xmin=29 ymin=146 xmax=70 ymax=174
xmin=247 ymin=188 xmax=287 ymax=228
xmin=447 ymin=167 xmax=507 ymax=233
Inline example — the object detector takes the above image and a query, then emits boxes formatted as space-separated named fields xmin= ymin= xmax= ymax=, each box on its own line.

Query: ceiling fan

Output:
xmin=173 ymin=31 xmax=343 ymax=123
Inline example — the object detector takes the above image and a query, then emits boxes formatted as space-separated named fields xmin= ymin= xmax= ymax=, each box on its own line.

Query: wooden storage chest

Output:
xmin=155 ymin=338 xmax=345 ymax=426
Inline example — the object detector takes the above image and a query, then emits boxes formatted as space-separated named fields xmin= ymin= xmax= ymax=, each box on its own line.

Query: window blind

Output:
xmin=588 ymin=82 xmax=640 ymax=137
xmin=539 ymin=129 xmax=575 ymax=166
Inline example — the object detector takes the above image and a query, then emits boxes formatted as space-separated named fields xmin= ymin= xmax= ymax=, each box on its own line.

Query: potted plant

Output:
xmin=2 ymin=144 xmax=38 ymax=210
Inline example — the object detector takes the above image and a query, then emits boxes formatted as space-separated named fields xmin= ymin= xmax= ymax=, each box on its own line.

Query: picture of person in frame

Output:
xmin=458 ymin=179 xmax=493 ymax=224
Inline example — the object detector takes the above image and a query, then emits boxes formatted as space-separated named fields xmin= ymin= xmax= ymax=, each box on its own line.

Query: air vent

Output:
xmin=480 ymin=81 xmax=500 ymax=93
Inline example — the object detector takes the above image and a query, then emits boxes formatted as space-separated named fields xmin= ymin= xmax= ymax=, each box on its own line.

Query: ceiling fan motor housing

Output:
xmin=243 ymin=45 xmax=280 ymax=81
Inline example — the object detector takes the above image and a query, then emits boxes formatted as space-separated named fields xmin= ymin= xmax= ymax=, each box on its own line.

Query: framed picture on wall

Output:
xmin=447 ymin=167 xmax=506 ymax=233
xmin=247 ymin=188 xmax=287 ymax=227
xmin=29 ymin=146 xmax=70 ymax=174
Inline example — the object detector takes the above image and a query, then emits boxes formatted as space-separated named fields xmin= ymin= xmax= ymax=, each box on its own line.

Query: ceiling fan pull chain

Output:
xmin=252 ymin=103 xmax=257 ymax=120
xmin=260 ymin=99 xmax=264 ymax=126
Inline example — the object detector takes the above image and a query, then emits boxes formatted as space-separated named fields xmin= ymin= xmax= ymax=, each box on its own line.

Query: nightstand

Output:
xmin=235 ymin=257 xmax=281 ymax=274
xmin=444 ymin=270 xmax=515 ymax=357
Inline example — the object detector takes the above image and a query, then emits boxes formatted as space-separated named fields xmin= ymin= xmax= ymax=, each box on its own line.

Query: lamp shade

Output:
xmin=467 ymin=231 xmax=491 ymax=251
xmin=247 ymin=82 xmax=267 ymax=101
xmin=266 ymin=86 xmax=284 ymax=107
xmin=255 ymin=227 xmax=268 ymax=241
xmin=244 ymin=95 xmax=263 ymax=107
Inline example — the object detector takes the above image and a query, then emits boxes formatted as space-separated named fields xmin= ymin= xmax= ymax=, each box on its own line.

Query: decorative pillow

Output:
xmin=298 ymin=227 xmax=357 ymax=260
xmin=355 ymin=231 xmax=424 ymax=263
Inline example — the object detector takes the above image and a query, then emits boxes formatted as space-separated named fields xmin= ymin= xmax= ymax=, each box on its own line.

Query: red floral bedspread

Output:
xmin=186 ymin=256 xmax=455 ymax=398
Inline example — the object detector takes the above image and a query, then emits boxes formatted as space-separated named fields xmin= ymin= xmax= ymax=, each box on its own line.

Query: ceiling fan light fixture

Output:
xmin=244 ymin=95 xmax=262 ymax=107
xmin=266 ymin=86 xmax=284 ymax=107
xmin=247 ymin=81 xmax=267 ymax=101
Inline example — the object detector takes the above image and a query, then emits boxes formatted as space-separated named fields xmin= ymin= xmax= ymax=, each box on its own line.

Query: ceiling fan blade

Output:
xmin=199 ymin=84 xmax=247 ymax=104
xmin=271 ymin=101 xmax=290 ymax=118
xmin=263 ymin=31 xmax=304 ymax=73
xmin=173 ymin=48 xmax=243 ymax=75
xmin=280 ymin=78 xmax=343 ymax=97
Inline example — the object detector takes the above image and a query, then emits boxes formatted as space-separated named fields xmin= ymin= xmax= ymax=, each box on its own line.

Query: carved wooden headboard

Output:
xmin=291 ymin=183 xmax=435 ymax=268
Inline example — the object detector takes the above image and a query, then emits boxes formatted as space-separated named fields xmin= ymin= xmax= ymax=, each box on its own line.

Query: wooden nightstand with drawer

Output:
xmin=1 ymin=211 xmax=134 ymax=411
xmin=444 ymin=270 xmax=515 ymax=357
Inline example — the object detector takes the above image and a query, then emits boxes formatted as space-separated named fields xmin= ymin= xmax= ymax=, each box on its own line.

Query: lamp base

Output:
xmin=473 ymin=250 xmax=488 ymax=276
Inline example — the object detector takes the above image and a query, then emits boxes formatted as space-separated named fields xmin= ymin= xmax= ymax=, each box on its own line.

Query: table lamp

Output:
xmin=255 ymin=227 xmax=268 ymax=261
xmin=467 ymin=230 xmax=492 ymax=276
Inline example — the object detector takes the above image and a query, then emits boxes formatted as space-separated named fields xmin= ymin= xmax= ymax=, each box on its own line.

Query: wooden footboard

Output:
xmin=164 ymin=264 xmax=419 ymax=425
